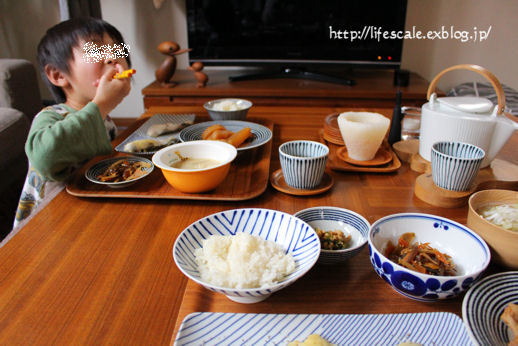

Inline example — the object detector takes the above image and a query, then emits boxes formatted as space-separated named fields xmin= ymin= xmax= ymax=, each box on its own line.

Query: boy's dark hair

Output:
xmin=37 ymin=17 xmax=131 ymax=103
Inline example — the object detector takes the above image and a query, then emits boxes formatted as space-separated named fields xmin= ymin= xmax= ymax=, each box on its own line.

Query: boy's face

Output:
xmin=65 ymin=32 xmax=129 ymax=105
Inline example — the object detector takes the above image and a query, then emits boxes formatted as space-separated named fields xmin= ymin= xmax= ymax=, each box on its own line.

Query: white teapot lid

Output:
xmin=436 ymin=96 xmax=494 ymax=114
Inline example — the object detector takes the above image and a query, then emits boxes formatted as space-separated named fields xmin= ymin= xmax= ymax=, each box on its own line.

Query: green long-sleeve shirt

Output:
xmin=13 ymin=102 xmax=116 ymax=230
xmin=25 ymin=102 xmax=113 ymax=181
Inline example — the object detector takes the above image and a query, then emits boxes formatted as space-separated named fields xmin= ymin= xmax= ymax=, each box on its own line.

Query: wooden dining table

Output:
xmin=0 ymin=105 xmax=516 ymax=345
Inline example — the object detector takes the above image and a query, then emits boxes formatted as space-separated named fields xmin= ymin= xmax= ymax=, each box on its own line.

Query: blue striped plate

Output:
xmin=173 ymin=208 xmax=320 ymax=303
xmin=462 ymin=271 xmax=518 ymax=346
xmin=85 ymin=156 xmax=154 ymax=188
xmin=179 ymin=120 xmax=272 ymax=152
xmin=174 ymin=312 xmax=471 ymax=345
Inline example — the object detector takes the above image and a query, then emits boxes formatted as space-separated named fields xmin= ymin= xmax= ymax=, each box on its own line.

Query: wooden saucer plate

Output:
xmin=324 ymin=113 xmax=341 ymax=136
xmin=270 ymin=169 xmax=334 ymax=196
xmin=318 ymin=129 xmax=401 ymax=173
xmin=323 ymin=132 xmax=345 ymax=146
xmin=336 ymin=146 xmax=393 ymax=167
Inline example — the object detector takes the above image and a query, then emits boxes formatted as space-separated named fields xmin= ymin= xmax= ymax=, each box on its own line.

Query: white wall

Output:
xmin=0 ymin=0 xmax=61 ymax=100
xmin=100 ymin=0 xmax=189 ymax=118
xmin=402 ymin=0 xmax=518 ymax=94
xmin=2 ymin=0 xmax=518 ymax=118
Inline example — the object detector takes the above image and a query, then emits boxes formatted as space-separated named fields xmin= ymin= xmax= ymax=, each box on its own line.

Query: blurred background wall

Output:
xmin=1 ymin=0 xmax=517 ymax=118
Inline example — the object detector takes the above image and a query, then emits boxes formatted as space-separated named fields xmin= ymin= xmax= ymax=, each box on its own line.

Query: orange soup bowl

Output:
xmin=152 ymin=140 xmax=237 ymax=193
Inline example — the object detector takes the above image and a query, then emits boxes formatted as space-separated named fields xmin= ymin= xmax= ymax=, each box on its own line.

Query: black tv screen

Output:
xmin=186 ymin=0 xmax=408 ymax=68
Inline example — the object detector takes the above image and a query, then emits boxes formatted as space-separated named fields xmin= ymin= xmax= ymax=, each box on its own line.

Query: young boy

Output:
xmin=12 ymin=17 xmax=132 ymax=231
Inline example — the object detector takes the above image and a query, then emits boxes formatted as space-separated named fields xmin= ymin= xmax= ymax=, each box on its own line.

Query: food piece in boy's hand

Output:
xmin=113 ymin=68 xmax=136 ymax=80
xmin=146 ymin=120 xmax=193 ymax=137
xmin=93 ymin=64 xmax=131 ymax=118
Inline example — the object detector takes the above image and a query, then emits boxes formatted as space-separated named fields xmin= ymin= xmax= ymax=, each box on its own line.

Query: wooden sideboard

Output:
xmin=142 ymin=69 xmax=432 ymax=109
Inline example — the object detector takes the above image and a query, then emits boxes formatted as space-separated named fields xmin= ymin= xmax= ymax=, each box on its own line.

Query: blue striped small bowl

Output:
xmin=279 ymin=141 xmax=329 ymax=189
xmin=294 ymin=207 xmax=370 ymax=265
xmin=173 ymin=208 xmax=321 ymax=304
xmin=431 ymin=141 xmax=485 ymax=191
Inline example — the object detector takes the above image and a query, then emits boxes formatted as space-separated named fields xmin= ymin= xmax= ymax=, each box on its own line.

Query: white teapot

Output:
xmin=419 ymin=64 xmax=518 ymax=168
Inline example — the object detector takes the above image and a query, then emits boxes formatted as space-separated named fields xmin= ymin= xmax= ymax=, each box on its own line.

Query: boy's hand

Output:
xmin=92 ymin=64 xmax=131 ymax=118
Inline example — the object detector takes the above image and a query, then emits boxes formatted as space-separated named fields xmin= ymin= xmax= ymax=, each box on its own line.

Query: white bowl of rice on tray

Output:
xmin=173 ymin=208 xmax=321 ymax=303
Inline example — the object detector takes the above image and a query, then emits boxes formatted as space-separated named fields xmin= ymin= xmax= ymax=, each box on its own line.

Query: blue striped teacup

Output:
xmin=431 ymin=141 xmax=485 ymax=191
xmin=279 ymin=140 xmax=329 ymax=189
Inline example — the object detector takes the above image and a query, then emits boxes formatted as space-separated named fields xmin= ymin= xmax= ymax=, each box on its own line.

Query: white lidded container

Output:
xmin=419 ymin=64 xmax=517 ymax=168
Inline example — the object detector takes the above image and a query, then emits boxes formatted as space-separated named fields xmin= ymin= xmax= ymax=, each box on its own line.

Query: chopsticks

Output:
xmin=113 ymin=69 xmax=136 ymax=80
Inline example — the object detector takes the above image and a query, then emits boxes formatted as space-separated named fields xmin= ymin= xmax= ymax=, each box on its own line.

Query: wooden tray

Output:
xmin=66 ymin=118 xmax=273 ymax=201
xmin=319 ymin=129 xmax=401 ymax=173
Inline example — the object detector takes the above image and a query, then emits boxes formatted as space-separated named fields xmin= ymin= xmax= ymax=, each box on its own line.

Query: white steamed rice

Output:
xmin=212 ymin=100 xmax=244 ymax=111
xmin=194 ymin=233 xmax=295 ymax=289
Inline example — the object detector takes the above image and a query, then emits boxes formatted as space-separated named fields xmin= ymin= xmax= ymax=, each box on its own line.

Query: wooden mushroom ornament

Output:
xmin=155 ymin=41 xmax=192 ymax=87
xmin=189 ymin=62 xmax=208 ymax=88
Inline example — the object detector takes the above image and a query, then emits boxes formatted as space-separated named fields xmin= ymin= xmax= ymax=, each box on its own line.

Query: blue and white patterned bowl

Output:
xmin=179 ymin=120 xmax=272 ymax=152
xmin=431 ymin=141 xmax=485 ymax=191
xmin=462 ymin=271 xmax=518 ymax=346
xmin=279 ymin=140 xmax=329 ymax=189
xmin=294 ymin=206 xmax=370 ymax=265
xmin=173 ymin=208 xmax=321 ymax=303
xmin=204 ymin=98 xmax=252 ymax=121
xmin=368 ymin=213 xmax=490 ymax=301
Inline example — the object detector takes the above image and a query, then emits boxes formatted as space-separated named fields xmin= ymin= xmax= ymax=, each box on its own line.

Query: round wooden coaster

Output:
xmin=410 ymin=153 xmax=431 ymax=174
xmin=336 ymin=146 xmax=393 ymax=167
xmin=414 ymin=173 xmax=474 ymax=208
xmin=270 ymin=169 xmax=334 ymax=196
xmin=392 ymin=139 xmax=419 ymax=163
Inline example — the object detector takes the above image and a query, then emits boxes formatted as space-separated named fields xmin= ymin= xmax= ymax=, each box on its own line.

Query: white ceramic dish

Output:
xmin=175 ymin=312 xmax=471 ymax=345
xmin=294 ymin=206 xmax=369 ymax=264
xmin=462 ymin=271 xmax=518 ymax=346
xmin=204 ymin=98 xmax=252 ymax=121
xmin=369 ymin=213 xmax=490 ymax=301
xmin=173 ymin=208 xmax=320 ymax=303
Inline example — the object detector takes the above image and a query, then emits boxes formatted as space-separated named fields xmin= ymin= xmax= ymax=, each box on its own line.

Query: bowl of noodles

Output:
xmin=368 ymin=213 xmax=490 ymax=301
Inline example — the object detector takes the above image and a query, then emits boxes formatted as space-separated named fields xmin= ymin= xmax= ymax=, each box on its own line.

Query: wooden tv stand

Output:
xmin=142 ymin=69 xmax=431 ymax=109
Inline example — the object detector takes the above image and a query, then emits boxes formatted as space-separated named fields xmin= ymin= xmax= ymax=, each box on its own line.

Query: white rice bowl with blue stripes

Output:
xmin=173 ymin=208 xmax=321 ymax=303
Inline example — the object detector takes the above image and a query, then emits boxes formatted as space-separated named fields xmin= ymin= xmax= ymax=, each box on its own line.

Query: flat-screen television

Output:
xmin=186 ymin=0 xmax=408 ymax=84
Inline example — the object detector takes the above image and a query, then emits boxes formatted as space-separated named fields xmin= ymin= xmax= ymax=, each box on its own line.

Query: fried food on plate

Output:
xmin=201 ymin=124 xmax=252 ymax=148
xmin=501 ymin=303 xmax=518 ymax=346
xmin=96 ymin=159 xmax=151 ymax=182
xmin=146 ymin=120 xmax=193 ymax=137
